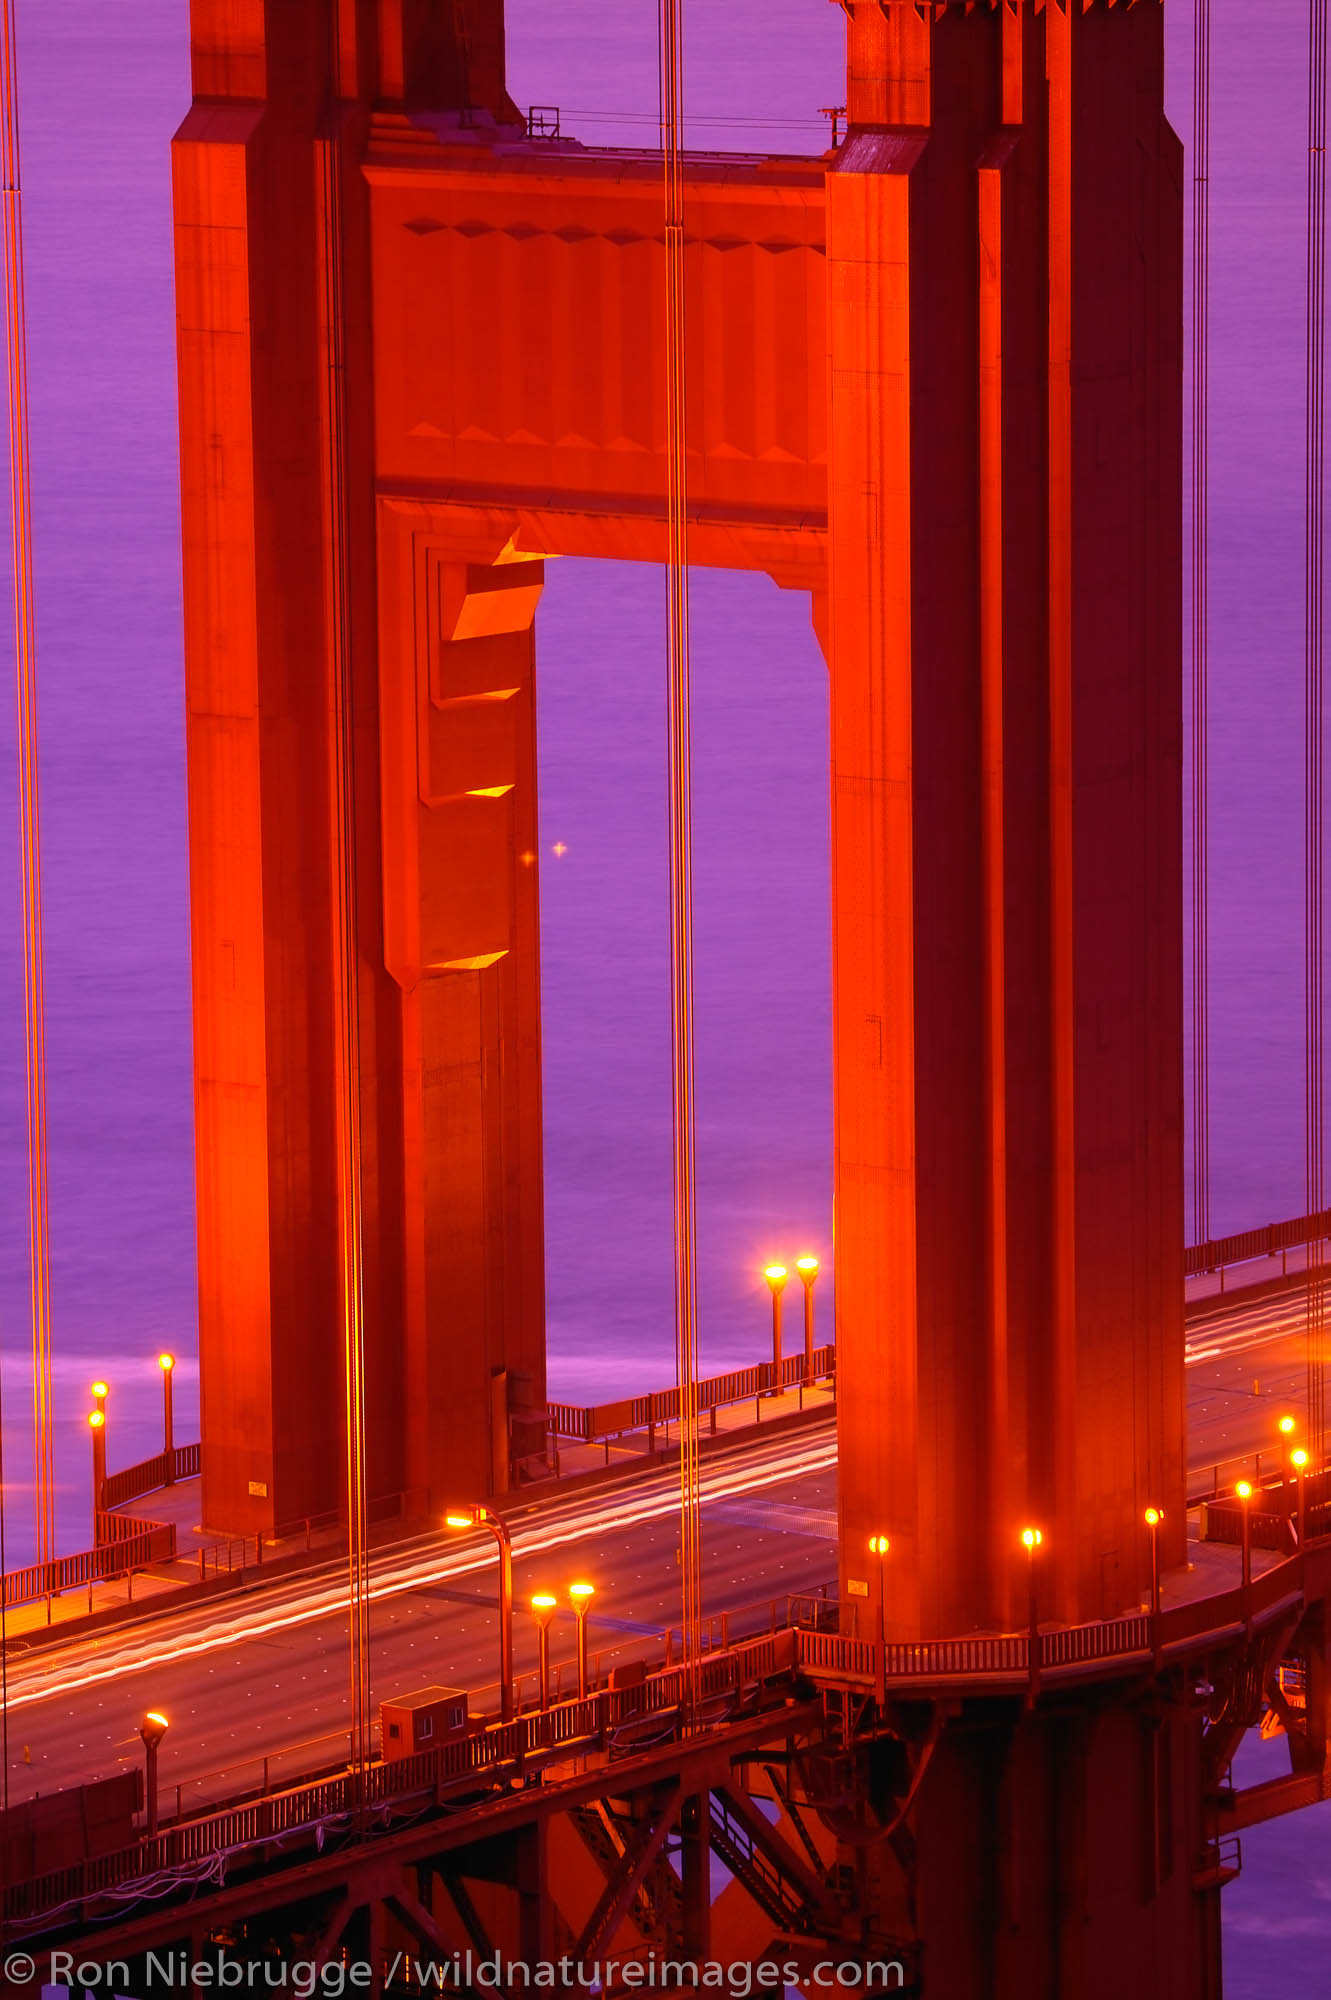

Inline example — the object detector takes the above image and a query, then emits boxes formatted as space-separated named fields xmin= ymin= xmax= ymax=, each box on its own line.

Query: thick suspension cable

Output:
xmin=1308 ymin=0 xmax=1328 ymax=1476
xmin=320 ymin=19 xmax=371 ymax=1785
xmin=1191 ymin=0 xmax=1212 ymax=1248
xmin=0 ymin=0 xmax=53 ymax=1572
xmin=660 ymin=0 xmax=702 ymax=1701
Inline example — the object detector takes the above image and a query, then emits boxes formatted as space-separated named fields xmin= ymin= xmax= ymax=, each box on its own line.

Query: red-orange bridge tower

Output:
xmin=175 ymin=0 xmax=1185 ymax=1641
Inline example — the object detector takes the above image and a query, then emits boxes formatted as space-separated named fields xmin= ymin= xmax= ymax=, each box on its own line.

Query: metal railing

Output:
xmin=0 ymin=1520 xmax=176 ymax=1611
xmin=100 ymin=1443 xmax=200 ymax=1513
xmin=883 ymin=1635 xmax=1027 ymax=1679
xmin=1199 ymin=1501 xmax=1296 ymax=1553
xmin=1185 ymin=1206 xmax=1331 ymax=1280
xmin=93 ymin=1509 xmax=170 ymax=1548
xmin=272 ymin=1486 xmax=429 ymax=1548
xmin=549 ymin=1344 xmax=836 ymax=1445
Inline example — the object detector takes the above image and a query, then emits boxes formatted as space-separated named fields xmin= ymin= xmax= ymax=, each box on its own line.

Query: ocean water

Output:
xmin=0 ymin=0 xmax=1323 ymax=1983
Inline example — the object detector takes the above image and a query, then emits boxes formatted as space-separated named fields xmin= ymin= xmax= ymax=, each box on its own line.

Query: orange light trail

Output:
xmin=2 ymin=1434 xmax=838 ymax=1713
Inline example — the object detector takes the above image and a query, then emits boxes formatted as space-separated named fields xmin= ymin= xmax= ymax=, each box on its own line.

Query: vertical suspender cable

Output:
xmin=1191 ymin=0 xmax=1212 ymax=1250
xmin=1308 ymin=0 xmax=1328 ymax=1478
xmin=0 ymin=0 xmax=53 ymax=1575
xmin=660 ymin=0 xmax=703 ymax=1701
xmin=319 ymin=9 xmax=371 ymax=1786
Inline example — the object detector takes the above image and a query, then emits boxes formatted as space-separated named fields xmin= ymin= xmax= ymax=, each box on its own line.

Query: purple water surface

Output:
xmin=0 ymin=1 xmax=1320 ymax=1981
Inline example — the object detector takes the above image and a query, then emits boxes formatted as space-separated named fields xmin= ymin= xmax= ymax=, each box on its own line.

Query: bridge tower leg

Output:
xmin=828 ymin=0 xmax=1186 ymax=1637
xmin=172 ymin=0 xmax=542 ymax=1535
xmin=824 ymin=6 xmax=1214 ymax=1993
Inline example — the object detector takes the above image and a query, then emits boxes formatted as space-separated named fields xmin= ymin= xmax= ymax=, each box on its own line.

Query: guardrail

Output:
xmin=1186 ymin=1206 xmax=1331 ymax=1280
xmin=0 ymin=1519 xmax=176 ymax=1611
xmin=93 ymin=1510 xmax=171 ymax=1549
xmin=882 ymin=1635 xmax=1027 ymax=1679
xmin=100 ymin=1443 xmax=200 ymax=1513
xmin=1200 ymin=1501 xmax=1296 ymax=1553
xmin=548 ymin=1345 xmax=836 ymax=1445
xmin=272 ymin=1486 xmax=430 ymax=1548
xmin=796 ymin=1617 xmax=1155 ymax=1685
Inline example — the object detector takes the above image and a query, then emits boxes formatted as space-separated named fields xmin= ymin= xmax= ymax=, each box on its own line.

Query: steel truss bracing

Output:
xmin=10 ymin=1554 xmax=1331 ymax=1996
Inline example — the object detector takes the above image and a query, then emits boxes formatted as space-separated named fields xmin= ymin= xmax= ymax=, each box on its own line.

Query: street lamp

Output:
xmin=868 ymin=1533 xmax=889 ymax=1700
xmin=1144 ymin=1507 xmax=1163 ymax=1622
xmin=569 ymin=1581 xmax=595 ymax=1699
xmin=445 ymin=1506 xmax=514 ymax=1722
xmin=1277 ymin=1415 xmax=1297 ymax=1512
xmin=796 ymin=1256 xmax=819 ymax=1386
xmin=91 ymin=1379 xmax=108 ymax=1417
xmin=89 ymin=1410 xmax=106 ymax=1521
xmin=1021 ymin=1527 xmax=1043 ymax=1694
xmin=1235 ymin=1480 xmax=1253 ymax=1591
xmin=139 ymin=1711 xmax=168 ymax=1838
xmin=763 ymin=1264 xmax=788 ymax=1392
xmin=531 ymin=1593 xmax=558 ymax=1710
xmin=1291 ymin=1447 xmax=1310 ymax=1546
xmin=159 ymin=1354 xmax=176 ymax=1478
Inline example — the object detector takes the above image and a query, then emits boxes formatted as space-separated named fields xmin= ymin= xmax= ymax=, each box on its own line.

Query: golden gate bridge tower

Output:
xmin=4 ymin=3 xmax=1330 ymax=1996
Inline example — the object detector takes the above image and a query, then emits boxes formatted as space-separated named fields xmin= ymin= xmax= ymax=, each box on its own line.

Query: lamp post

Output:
xmin=763 ymin=1265 xmax=788 ymax=1393
xmin=90 ymin=1384 xmax=109 ymax=1523
xmin=139 ymin=1711 xmax=168 ymax=1838
xmin=531 ymin=1593 xmax=558 ymax=1710
xmin=159 ymin=1354 xmax=176 ymax=1479
xmin=796 ymin=1256 xmax=819 ymax=1387
xmin=1235 ymin=1480 xmax=1253 ymax=1592
xmin=445 ymin=1506 xmax=514 ymax=1721
xmin=1144 ymin=1507 xmax=1163 ymax=1627
xmin=868 ymin=1533 xmax=889 ymax=1702
xmin=1291 ymin=1447 xmax=1309 ymax=1547
xmin=1021 ymin=1527 xmax=1043 ymax=1696
xmin=569 ymin=1581 xmax=595 ymax=1699
xmin=89 ymin=1410 xmax=106 ymax=1522
xmin=1278 ymin=1414 xmax=1296 ymax=1516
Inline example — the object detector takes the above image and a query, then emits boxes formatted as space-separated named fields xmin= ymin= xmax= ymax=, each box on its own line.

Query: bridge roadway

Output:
xmin=0 ymin=1273 xmax=1315 ymax=1822
xmin=1 ymin=1428 xmax=839 ymax=1816
xmin=1186 ymin=1275 xmax=1318 ymax=1487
